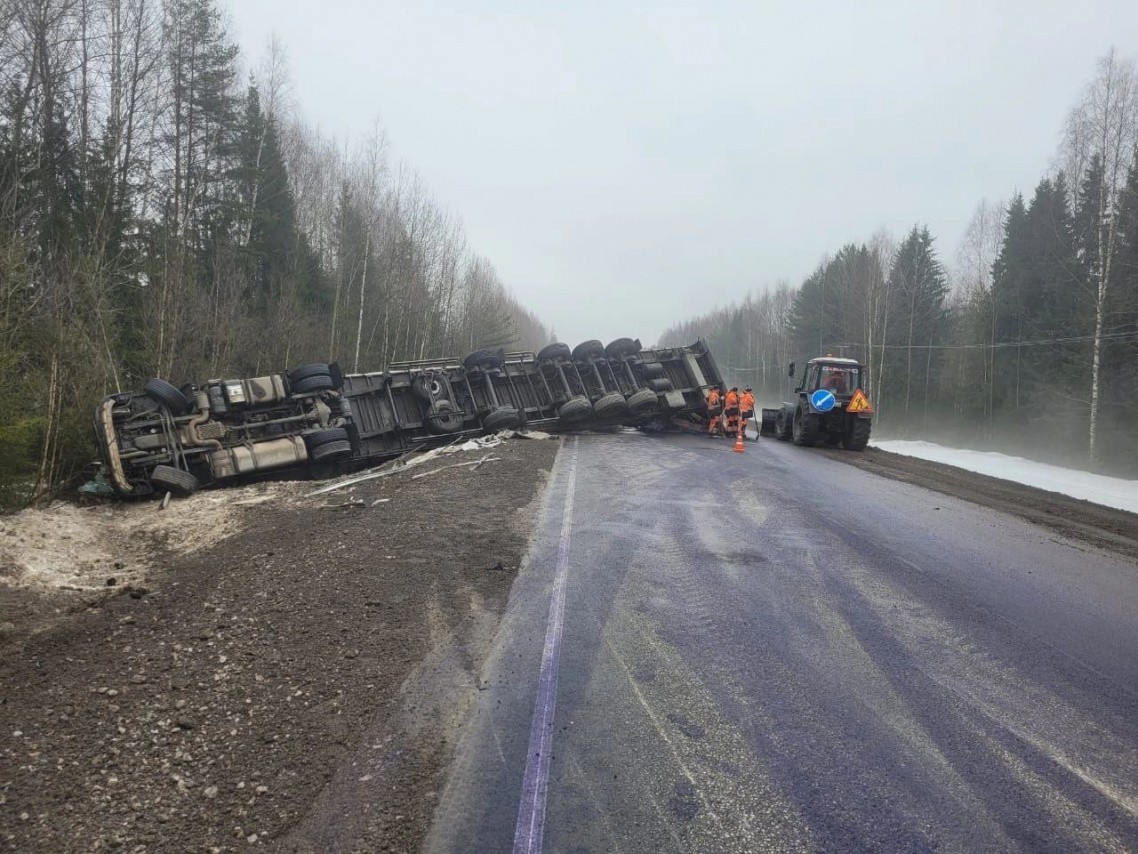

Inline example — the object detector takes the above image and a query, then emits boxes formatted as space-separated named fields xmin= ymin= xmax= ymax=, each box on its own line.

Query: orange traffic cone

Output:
xmin=733 ymin=427 xmax=746 ymax=453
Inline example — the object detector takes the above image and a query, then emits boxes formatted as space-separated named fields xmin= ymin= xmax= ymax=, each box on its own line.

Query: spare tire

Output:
xmin=412 ymin=373 xmax=446 ymax=402
xmin=292 ymin=374 xmax=335 ymax=394
xmin=627 ymin=388 xmax=659 ymax=416
xmin=558 ymin=396 xmax=594 ymax=425
xmin=482 ymin=405 xmax=521 ymax=432
xmin=537 ymin=342 xmax=571 ymax=363
xmin=150 ymin=464 xmax=198 ymax=496
xmin=594 ymin=392 xmax=629 ymax=420
xmin=648 ymin=377 xmax=673 ymax=393
xmin=463 ymin=348 xmax=504 ymax=371
xmin=641 ymin=362 xmax=666 ymax=379
xmin=145 ymin=379 xmax=193 ymax=416
xmin=426 ymin=399 xmax=465 ymax=434
xmin=604 ymin=338 xmax=641 ymax=359
xmin=288 ymin=363 xmax=331 ymax=384
xmin=572 ymin=340 xmax=605 ymax=362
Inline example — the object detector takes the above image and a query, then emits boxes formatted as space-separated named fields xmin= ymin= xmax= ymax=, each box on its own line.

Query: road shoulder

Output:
xmin=0 ymin=438 xmax=559 ymax=853
xmin=818 ymin=446 xmax=1138 ymax=561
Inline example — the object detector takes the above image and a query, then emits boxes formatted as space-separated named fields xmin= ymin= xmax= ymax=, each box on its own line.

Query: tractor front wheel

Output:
xmin=792 ymin=407 xmax=820 ymax=447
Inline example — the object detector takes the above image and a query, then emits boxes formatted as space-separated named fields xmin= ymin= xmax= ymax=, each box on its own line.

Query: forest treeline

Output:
xmin=662 ymin=50 xmax=1138 ymax=472
xmin=0 ymin=0 xmax=550 ymax=503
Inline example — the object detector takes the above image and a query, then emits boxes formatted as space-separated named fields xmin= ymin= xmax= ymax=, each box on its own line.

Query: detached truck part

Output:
xmin=763 ymin=356 xmax=874 ymax=450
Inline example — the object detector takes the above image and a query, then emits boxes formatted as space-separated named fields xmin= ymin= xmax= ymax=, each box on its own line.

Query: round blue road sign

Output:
xmin=810 ymin=389 xmax=836 ymax=412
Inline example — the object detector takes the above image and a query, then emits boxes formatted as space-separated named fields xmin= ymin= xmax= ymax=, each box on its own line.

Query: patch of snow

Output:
xmin=871 ymin=440 xmax=1138 ymax=514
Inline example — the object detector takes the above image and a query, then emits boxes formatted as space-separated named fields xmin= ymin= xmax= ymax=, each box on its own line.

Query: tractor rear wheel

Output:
xmin=844 ymin=418 xmax=871 ymax=451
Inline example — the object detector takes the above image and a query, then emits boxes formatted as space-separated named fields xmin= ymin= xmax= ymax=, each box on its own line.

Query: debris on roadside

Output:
xmin=411 ymin=454 xmax=500 ymax=481
xmin=320 ymin=498 xmax=366 ymax=511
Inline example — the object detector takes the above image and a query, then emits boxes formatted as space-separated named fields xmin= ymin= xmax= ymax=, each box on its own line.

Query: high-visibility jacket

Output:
xmin=707 ymin=389 xmax=720 ymax=408
xmin=725 ymin=391 xmax=740 ymax=410
xmin=741 ymin=391 xmax=755 ymax=413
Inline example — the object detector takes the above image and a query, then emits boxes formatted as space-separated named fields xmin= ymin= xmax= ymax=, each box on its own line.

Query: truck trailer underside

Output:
xmin=96 ymin=338 xmax=723 ymax=498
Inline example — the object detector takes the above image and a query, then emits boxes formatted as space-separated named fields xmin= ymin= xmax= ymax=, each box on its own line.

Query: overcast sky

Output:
xmin=228 ymin=0 xmax=1138 ymax=345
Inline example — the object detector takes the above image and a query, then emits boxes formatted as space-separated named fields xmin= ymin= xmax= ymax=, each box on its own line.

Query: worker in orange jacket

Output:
xmin=724 ymin=387 xmax=740 ymax=437
xmin=740 ymin=387 xmax=756 ymax=439
xmin=706 ymin=387 xmax=722 ymax=436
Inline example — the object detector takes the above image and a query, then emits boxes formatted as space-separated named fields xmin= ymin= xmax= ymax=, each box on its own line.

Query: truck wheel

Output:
xmin=572 ymin=340 xmax=605 ymax=361
xmin=627 ymin=388 xmax=658 ymax=416
xmin=463 ymin=348 xmax=504 ymax=371
xmin=641 ymin=362 xmax=665 ymax=379
xmin=648 ymin=377 xmax=673 ymax=393
xmin=311 ymin=440 xmax=352 ymax=462
xmin=288 ymin=363 xmax=331 ymax=384
xmin=844 ymin=418 xmax=871 ymax=451
xmin=558 ymin=396 xmax=594 ymax=425
xmin=483 ymin=405 xmax=521 ymax=432
xmin=604 ymin=337 xmax=641 ymax=359
xmin=150 ymin=464 xmax=198 ymax=496
xmin=304 ymin=428 xmax=350 ymax=452
xmin=594 ymin=392 xmax=628 ymax=420
xmin=792 ymin=408 xmax=820 ymax=447
xmin=426 ymin=400 xmax=464 ymax=434
xmin=291 ymin=374 xmax=335 ymax=394
xmin=537 ymin=342 xmax=571 ymax=363
xmin=145 ymin=379 xmax=193 ymax=416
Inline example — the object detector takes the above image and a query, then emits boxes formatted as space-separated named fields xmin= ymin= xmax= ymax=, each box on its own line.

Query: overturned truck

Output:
xmin=95 ymin=338 xmax=723 ymax=497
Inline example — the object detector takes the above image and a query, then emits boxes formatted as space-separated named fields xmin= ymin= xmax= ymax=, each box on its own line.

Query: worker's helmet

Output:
xmin=745 ymin=386 xmax=752 ymax=392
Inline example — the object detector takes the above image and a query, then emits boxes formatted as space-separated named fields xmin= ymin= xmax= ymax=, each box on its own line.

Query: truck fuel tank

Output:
xmin=208 ymin=436 xmax=307 ymax=479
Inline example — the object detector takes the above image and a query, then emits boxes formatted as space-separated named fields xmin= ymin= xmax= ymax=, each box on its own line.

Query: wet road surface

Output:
xmin=427 ymin=431 xmax=1138 ymax=853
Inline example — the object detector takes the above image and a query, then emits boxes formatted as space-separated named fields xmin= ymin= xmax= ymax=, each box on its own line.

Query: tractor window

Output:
xmin=818 ymin=365 xmax=860 ymax=394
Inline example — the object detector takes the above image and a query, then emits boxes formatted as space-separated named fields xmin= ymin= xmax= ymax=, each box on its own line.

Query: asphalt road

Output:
xmin=427 ymin=431 xmax=1138 ymax=853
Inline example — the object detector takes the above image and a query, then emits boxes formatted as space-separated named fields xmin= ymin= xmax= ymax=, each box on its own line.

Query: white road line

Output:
xmin=512 ymin=436 xmax=580 ymax=854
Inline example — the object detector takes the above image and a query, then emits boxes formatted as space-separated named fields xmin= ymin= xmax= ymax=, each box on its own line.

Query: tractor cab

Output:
xmin=794 ymin=357 xmax=863 ymax=401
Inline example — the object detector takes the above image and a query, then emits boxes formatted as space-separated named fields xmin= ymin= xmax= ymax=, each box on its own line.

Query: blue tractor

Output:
xmin=761 ymin=356 xmax=874 ymax=450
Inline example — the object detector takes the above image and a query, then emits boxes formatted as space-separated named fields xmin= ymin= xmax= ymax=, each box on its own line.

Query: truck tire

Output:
xmin=291 ymin=373 xmax=335 ymax=394
xmin=538 ymin=342 xmax=571 ymax=363
xmin=844 ymin=418 xmax=871 ymax=451
xmin=311 ymin=440 xmax=352 ymax=462
xmin=594 ymin=392 xmax=628 ymax=420
xmin=288 ymin=363 xmax=331 ymax=384
xmin=483 ymin=405 xmax=521 ymax=432
xmin=150 ymin=464 xmax=198 ymax=496
xmin=648 ymin=377 xmax=673 ymax=393
xmin=792 ymin=407 xmax=820 ymax=447
xmin=627 ymin=388 xmax=658 ymax=416
xmin=412 ymin=373 xmax=445 ymax=401
xmin=641 ymin=362 xmax=665 ymax=379
xmin=463 ymin=348 xmax=504 ymax=371
xmin=426 ymin=399 xmax=464 ymax=434
xmin=304 ymin=427 xmax=350 ymax=452
xmin=572 ymin=340 xmax=605 ymax=361
xmin=145 ymin=379 xmax=193 ymax=416
xmin=558 ymin=396 xmax=593 ymax=425
xmin=604 ymin=337 xmax=641 ymax=359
